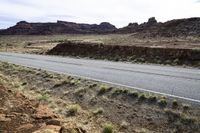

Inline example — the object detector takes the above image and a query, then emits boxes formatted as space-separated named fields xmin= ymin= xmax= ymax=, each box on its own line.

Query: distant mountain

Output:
xmin=118 ymin=17 xmax=200 ymax=37
xmin=1 ymin=17 xmax=200 ymax=37
xmin=0 ymin=20 xmax=117 ymax=35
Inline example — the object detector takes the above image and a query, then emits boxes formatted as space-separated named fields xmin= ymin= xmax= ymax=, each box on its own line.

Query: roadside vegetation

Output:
xmin=0 ymin=62 xmax=200 ymax=132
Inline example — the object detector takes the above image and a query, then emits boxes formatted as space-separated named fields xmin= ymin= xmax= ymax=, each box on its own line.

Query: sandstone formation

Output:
xmin=0 ymin=20 xmax=116 ymax=35
xmin=118 ymin=17 xmax=200 ymax=37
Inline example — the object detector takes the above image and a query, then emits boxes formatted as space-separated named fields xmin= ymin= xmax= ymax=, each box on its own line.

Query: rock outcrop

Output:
xmin=118 ymin=17 xmax=200 ymax=37
xmin=0 ymin=20 xmax=116 ymax=35
xmin=1 ymin=17 xmax=200 ymax=37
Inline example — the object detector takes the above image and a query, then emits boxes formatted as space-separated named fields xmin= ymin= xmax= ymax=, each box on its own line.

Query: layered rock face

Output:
xmin=1 ymin=17 xmax=200 ymax=37
xmin=118 ymin=17 xmax=200 ymax=37
xmin=0 ymin=20 xmax=117 ymax=35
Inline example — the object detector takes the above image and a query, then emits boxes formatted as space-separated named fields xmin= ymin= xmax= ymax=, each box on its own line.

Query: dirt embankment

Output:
xmin=47 ymin=42 xmax=200 ymax=67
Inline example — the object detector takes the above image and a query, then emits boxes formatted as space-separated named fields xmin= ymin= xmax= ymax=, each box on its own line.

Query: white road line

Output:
xmin=2 ymin=60 xmax=200 ymax=103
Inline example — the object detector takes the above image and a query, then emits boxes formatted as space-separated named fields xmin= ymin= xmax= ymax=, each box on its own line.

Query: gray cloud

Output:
xmin=0 ymin=0 xmax=200 ymax=29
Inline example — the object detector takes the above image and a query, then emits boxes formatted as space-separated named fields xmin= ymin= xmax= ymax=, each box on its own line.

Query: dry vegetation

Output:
xmin=1 ymin=34 xmax=200 ymax=53
xmin=0 ymin=62 xmax=200 ymax=133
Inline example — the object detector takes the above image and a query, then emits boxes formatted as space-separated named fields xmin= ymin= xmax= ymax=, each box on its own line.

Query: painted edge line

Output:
xmin=2 ymin=60 xmax=200 ymax=103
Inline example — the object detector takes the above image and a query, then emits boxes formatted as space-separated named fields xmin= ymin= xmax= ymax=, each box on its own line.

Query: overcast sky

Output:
xmin=0 ymin=0 xmax=200 ymax=29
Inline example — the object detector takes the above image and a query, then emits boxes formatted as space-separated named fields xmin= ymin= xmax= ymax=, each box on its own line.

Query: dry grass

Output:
xmin=1 ymin=34 xmax=200 ymax=54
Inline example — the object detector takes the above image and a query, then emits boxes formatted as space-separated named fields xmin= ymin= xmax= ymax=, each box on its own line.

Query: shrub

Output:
xmin=172 ymin=100 xmax=178 ymax=109
xmin=103 ymin=123 xmax=113 ymax=133
xmin=93 ymin=107 xmax=104 ymax=115
xmin=114 ymin=89 xmax=123 ymax=94
xmin=122 ymin=89 xmax=129 ymax=94
xmin=139 ymin=94 xmax=147 ymax=101
xmin=21 ymin=82 xmax=27 ymax=86
xmin=98 ymin=85 xmax=111 ymax=95
xmin=37 ymin=94 xmax=49 ymax=102
xmin=67 ymin=105 xmax=78 ymax=116
xmin=148 ymin=96 xmax=157 ymax=103
xmin=182 ymin=104 xmax=190 ymax=111
xmin=89 ymin=83 xmax=97 ymax=88
xmin=180 ymin=115 xmax=196 ymax=125
xmin=129 ymin=91 xmax=139 ymax=98
xmin=158 ymin=99 xmax=167 ymax=108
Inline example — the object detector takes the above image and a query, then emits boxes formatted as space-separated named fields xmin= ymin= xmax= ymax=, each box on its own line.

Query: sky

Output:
xmin=0 ymin=0 xmax=200 ymax=29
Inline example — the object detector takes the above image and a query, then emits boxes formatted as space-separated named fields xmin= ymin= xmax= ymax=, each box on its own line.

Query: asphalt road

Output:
xmin=0 ymin=52 xmax=200 ymax=103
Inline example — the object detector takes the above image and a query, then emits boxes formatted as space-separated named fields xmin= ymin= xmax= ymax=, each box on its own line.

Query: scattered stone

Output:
xmin=0 ymin=114 xmax=11 ymax=122
xmin=33 ymin=125 xmax=61 ymax=133
xmin=60 ymin=122 xmax=86 ymax=133
xmin=32 ymin=104 xmax=57 ymax=119
xmin=17 ymin=123 xmax=34 ymax=131
xmin=46 ymin=119 xmax=63 ymax=126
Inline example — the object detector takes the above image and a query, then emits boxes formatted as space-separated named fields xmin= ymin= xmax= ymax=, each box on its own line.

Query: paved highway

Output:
xmin=0 ymin=52 xmax=200 ymax=102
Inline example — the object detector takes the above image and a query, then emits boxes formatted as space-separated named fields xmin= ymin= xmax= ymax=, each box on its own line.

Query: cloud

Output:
xmin=0 ymin=0 xmax=200 ymax=28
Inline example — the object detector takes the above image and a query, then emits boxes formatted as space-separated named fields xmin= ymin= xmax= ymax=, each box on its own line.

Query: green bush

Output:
xmin=114 ymin=89 xmax=123 ymax=94
xmin=172 ymin=100 xmax=178 ymax=109
xmin=103 ymin=123 xmax=113 ymax=133
xmin=139 ymin=94 xmax=147 ymax=101
xmin=93 ymin=107 xmax=104 ymax=115
xmin=89 ymin=83 xmax=97 ymax=88
xmin=37 ymin=94 xmax=49 ymax=102
xmin=129 ymin=91 xmax=139 ymax=98
xmin=98 ymin=85 xmax=111 ymax=95
xmin=158 ymin=99 xmax=167 ymax=108
xmin=148 ymin=96 xmax=157 ymax=103
xmin=182 ymin=104 xmax=190 ymax=111
xmin=122 ymin=89 xmax=129 ymax=94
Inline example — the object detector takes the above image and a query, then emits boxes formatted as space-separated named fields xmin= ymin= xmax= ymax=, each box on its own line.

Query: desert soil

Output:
xmin=0 ymin=34 xmax=200 ymax=54
xmin=0 ymin=62 xmax=200 ymax=133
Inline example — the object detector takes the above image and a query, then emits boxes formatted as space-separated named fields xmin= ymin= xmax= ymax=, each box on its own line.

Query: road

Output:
xmin=0 ymin=52 xmax=200 ymax=103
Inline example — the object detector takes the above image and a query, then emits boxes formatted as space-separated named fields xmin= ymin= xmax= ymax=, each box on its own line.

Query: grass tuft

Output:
xmin=98 ymin=85 xmax=111 ymax=95
xmin=103 ymin=123 xmax=113 ymax=133
xmin=172 ymin=100 xmax=178 ymax=109
xmin=182 ymin=104 xmax=190 ymax=112
xmin=37 ymin=94 xmax=49 ymax=102
xmin=139 ymin=94 xmax=147 ymax=101
xmin=67 ymin=105 xmax=79 ymax=116
xmin=148 ymin=96 xmax=157 ymax=103
xmin=158 ymin=98 xmax=167 ymax=108
xmin=129 ymin=91 xmax=139 ymax=98
xmin=93 ymin=107 xmax=104 ymax=115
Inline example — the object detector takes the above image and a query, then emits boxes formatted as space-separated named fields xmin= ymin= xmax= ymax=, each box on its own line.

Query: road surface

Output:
xmin=0 ymin=52 xmax=200 ymax=103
